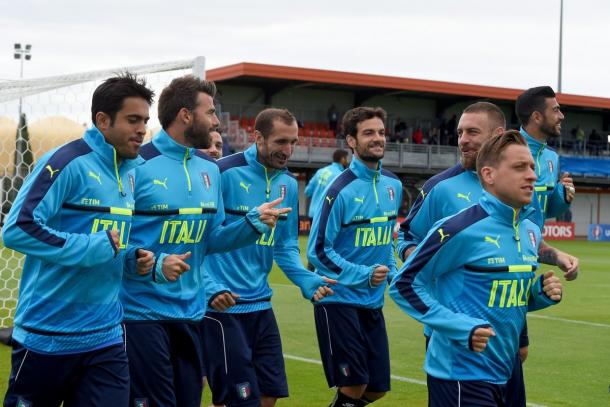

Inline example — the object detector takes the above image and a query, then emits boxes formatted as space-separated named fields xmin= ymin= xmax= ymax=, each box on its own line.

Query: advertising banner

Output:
xmin=588 ymin=224 xmax=610 ymax=241
xmin=542 ymin=222 xmax=575 ymax=240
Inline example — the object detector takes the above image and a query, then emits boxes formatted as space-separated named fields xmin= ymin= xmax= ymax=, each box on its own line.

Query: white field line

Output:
xmin=282 ymin=353 xmax=548 ymax=407
xmin=527 ymin=313 xmax=610 ymax=328
xmin=272 ymin=283 xmax=610 ymax=329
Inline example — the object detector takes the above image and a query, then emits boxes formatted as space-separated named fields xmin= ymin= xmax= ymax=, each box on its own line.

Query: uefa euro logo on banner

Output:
xmin=588 ymin=224 xmax=610 ymax=241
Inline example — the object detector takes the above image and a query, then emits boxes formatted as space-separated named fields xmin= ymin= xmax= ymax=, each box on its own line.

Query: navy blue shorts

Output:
xmin=505 ymin=352 xmax=526 ymax=407
xmin=201 ymin=309 xmax=288 ymax=407
xmin=427 ymin=374 xmax=507 ymax=407
xmin=4 ymin=341 xmax=129 ymax=407
xmin=125 ymin=321 xmax=204 ymax=407
xmin=314 ymin=304 xmax=390 ymax=392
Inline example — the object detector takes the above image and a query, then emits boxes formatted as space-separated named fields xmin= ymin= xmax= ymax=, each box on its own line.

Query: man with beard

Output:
xmin=121 ymin=76 xmax=287 ymax=407
xmin=397 ymin=102 xmax=505 ymax=262
xmin=307 ymin=107 xmax=402 ymax=407
xmin=2 ymin=74 xmax=153 ymax=406
xmin=390 ymin=131 xmax=563 ymax=407
xmin=398 ymin=100 xmax=578 ymax=407
xmin=202 ymin=108 xmax=336 ymax=407
xmin=516 ymin=86 xmax=576 ymax=229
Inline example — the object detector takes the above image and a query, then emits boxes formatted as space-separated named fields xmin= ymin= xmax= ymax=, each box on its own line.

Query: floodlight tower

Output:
xmin=14 ymin=43 xmax=32 ymax=116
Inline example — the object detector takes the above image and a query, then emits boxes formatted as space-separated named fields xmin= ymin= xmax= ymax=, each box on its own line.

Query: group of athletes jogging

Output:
xmin=2 ymin=73 xmax=578 ymax=407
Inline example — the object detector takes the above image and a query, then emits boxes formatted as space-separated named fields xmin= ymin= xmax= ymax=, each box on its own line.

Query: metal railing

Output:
xmin=225 ymin=125 xmax=460 ymax=170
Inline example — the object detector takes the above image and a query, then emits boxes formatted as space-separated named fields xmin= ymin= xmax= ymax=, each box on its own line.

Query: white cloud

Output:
xmin=0 ymin=0 xmax=609 ymax=98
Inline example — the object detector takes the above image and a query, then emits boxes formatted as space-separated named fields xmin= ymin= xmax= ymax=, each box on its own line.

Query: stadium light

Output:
xmin=14 ymin=43 xmax=33 ymax=74
xmin=13 ymin=42 xmax=32 ymax=116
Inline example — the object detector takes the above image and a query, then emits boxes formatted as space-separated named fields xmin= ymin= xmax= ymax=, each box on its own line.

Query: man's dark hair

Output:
xmin=463 ymin=102 xmax=506 ymax=129
xmin=342 ymin=107 xmax=387 ymax=138
xmin=476 ymin=130 xmax=528 ymax=180
xmin=91 ymin=72 xmax=154 ymax=126
xmin=254 ymin=108 xmax=296 ymax=138
xmin=158 ymin=75 xmax=217 ymax=129
xmin=332 ymin=149 xmax=349 ymax=163
xmin=515 ymin=86 xmax=556 ymax=126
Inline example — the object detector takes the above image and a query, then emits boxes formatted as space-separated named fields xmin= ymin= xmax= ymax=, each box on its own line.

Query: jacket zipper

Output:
xmin=113 ymin=148 xmax=125 ymax=197
xmin=183 ymin=149 xmax=192 ymax=193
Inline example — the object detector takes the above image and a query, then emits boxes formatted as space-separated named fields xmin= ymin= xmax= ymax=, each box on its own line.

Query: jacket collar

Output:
xmin=83 ymin=126 xmax=143 ymax=171
xmin=243 ymin=143 xmax=288 ymax=176
xmin=330 ymin=162 xmax=345 ymax=171
xmin=152 ymin=128 xmax=198 ymax=161
xmin=479 ymin=190 xmax=536 ymax=226
xmin=349 ymin=156 xmax=381 ymax=181
xmin=460 ymin=163 xmax=479 ymax=180
xmin=520 ymin=127 xmax=545 ymax=155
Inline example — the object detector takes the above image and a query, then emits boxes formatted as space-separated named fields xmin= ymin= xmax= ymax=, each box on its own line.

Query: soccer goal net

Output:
xmin=0 ymin=57 xmax=205 ymax=328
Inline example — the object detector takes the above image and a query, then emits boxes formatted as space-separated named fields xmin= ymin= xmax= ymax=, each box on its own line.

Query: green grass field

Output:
xmin=1 ymin=239 xmax=609 ymax=406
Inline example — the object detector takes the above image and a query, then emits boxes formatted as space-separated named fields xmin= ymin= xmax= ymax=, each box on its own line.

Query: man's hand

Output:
xmin=556 ymin=251 xmax=579 ymax=281
xmin=560 ymin=172 xmax=575 ymax=203
xmin=538 ymin=241 xmax=579 ymax=281
xmin=542 ymin=271 xmax=562 ymax=301
xmin=402 ymin=246 xmax=416 ymax=262
xmin=471 ymin=326 xmax=495 ymax=352
xmin=311 ymin=277 xmax=337 ymax=302
xmin=109 ymin=230 xmax=120 ymax=254
xmin=519 ymin=346 xmax=529 ymax=363
xmin=136 ymin=249 xmax=155 ymax=275
xmin=210 ymin=292 xmax=240 ymax=311
xmin=371 ymin=266 xmax=390 ymax=287
xmin=162 ymin=252 xmax=192 ymax=282
xmin=256 ymin=197 xmax=292 ymax=229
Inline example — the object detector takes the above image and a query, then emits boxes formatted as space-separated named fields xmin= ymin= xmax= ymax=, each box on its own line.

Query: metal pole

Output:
xmin=558 ymin=0 xmax=563 ymax=93
xmin=18 ymin=56 xmax=24 ymax=117
xmin=192 ymin=56 xmax=206 ymax=80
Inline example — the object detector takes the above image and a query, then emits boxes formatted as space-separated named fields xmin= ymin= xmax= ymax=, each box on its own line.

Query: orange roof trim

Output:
xmin=207 ymin=62 xmax=610 ymax=110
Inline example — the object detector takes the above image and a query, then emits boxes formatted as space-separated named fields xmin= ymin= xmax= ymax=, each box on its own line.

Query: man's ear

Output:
xmin=95 ymin=111 xmax=111 ymax=131
xmin=493 ymin=127 xmax=505 ymax=137
xmin=480 ymin=166 xmax=495 ymax=186
xmin=254 ymin=130 xmax=264 ymax=146
xmin=177 ymin=107 xmax=192 ymax=125
xmin=346 ymin=134 xmax=357 ymax=150
xmin=531 ymin=111 xmax=543 ymax=125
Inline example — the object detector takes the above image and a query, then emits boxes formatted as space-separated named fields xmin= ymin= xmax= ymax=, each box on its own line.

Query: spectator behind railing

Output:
xmin=588 ymin=129 xmax=604 ymax=156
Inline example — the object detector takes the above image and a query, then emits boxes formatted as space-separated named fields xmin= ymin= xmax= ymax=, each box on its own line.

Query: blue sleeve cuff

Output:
xmin=153 ymin=253 xmax=170 ymax=284
xmin=562 ymin=184 xmax=571 ymax=205
xmin=538 ymin=274 xmax=562 ymax=304
xmin=106 ymin=230 xmax=118 ymax=257
xmin=207 ymin=290 xmax=231 ymax=308
xmin=245 ymin=208 xmax=270 ymax=235
xmin=399 ymin=243 xmax=416 ymax=261
xmin=368 ymin=264 xmax=381 ymax=288
xmin=519 ymin=322 xmax=529 ymax=347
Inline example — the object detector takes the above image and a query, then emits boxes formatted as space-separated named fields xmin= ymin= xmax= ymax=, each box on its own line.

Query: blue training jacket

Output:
xmin=304 ymin=162 xmax=345 ymax=219
xmin=121 ymin=130 xmax=266 ymax=322
xmin=2 ymin=127 xmax=141 ymax=354
xmin=521 ymin=128 xmax=570 ymax=224
xmin=204 ymin=144 xmax=327 ymax=313
xmin=307 ymin=157 xmax=402 ymax=309
xmin=389 ymin=192 xmax=560 ymax=383
xmin=397 ymin=163 xmax=481 ymax=260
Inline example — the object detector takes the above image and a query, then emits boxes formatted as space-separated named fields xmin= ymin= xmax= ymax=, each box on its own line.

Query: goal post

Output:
xmin=0 ymin=56 xmax=205 ymax=328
